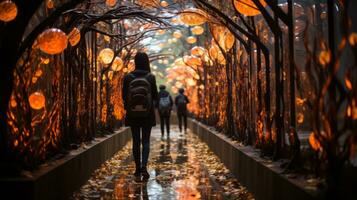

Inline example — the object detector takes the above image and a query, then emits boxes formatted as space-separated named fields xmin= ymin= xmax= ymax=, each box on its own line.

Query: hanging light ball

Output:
xmin=0 ymin=1 xmax=18 ymax=22
xmin=210 ymin=23 xmax=235 ymax=51
xmin=46 ymin=0 xmax=54 ymax=9
xmin=106 ymin=0 xmax=117 ymax=7
xmin=233 ymin=0 xmax=266 ymax=16
xmin=28 ymin=92 xmax=46 ymax=110
xmin=179 ymin=8 xmax=208 ymax=26
xmin=160 ymin=1 xmax=168 ymax=7
xmin=186 ymin=36 xmax=197 ymax=44
xmin=68 ymin=27 xmax=81 ymax=47
xmin=98 ymin=48 xmax=114 ymax=65
xmin=191 ymin=26 xmax=204 ymax=35
xmin=128 ymin=60 xmax=135 ymax=72
xmin=184 ymin=55 xmax=202 ymax=66
xmin=112 ymin=57 xmax=123 ymax=71
xmin=191 ymin=46 xmax=206 ymax=57
xmin=37 ymin=28 xmax=68 ymax=55
xmin=156 ymin=29 xmax=166 ymax=35
xmin=209 ymin=45 xmax=218 ymax=59
xmin=173 ymin=30 xmax=182 ymax=39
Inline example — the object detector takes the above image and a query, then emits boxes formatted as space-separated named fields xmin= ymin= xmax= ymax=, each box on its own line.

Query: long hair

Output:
xmin=134 ymin=52 xmax=151 ymax=72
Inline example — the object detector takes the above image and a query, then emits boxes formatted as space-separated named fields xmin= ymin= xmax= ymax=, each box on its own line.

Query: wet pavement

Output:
xmin=72 ymin=126 xmax=254 ymax=200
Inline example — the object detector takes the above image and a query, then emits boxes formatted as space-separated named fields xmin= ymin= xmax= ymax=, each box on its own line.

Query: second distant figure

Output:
xmin=157 ymin=85 xmax=173 ymax=138
xmin=175 ymin=88 xmax=189 ymax=133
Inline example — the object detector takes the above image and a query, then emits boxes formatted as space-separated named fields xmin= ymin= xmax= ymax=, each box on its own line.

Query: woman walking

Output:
xmin=122 ymin=52 xmax=158 ymax=180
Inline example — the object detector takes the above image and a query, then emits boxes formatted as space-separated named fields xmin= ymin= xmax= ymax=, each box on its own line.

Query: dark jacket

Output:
xmin=157 ymin=89 xmax=173 ymax=117
xmin=175 ymin=94 xmax=190 ymax=115
xmin=122 ymin=70 xmax=158 ymax=127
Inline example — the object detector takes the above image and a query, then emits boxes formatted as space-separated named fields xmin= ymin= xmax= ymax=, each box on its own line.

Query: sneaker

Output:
xmin=141 ymin=168 xmax=150 ymax=180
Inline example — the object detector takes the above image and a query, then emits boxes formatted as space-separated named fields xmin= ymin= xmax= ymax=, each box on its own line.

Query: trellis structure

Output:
xmin=0 ymin=0 xmax=356 ymax=198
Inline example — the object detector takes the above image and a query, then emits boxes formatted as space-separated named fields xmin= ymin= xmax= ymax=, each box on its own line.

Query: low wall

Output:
xmin=0 ymin=128 xmax=131 ymax=200
xmin=188 ymin=119 xmax=321 ymax=200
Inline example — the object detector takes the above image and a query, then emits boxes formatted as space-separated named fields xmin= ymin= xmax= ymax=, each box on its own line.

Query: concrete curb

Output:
xmin=0 ymin=128 xmax=131 ymax=200
xmin=188 ymin=119 xmax=321 ymax=200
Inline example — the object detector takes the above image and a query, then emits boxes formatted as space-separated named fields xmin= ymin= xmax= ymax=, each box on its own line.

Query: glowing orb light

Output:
xmin=37 ymin=28 xmax=68 ymax=55
xmin=0 ymin=1 xmax=17 ymax=22
xmin=29 ymin=92 xmax=46 ymax=110
xmin=98 ymin=48 xmax=115 ymax=65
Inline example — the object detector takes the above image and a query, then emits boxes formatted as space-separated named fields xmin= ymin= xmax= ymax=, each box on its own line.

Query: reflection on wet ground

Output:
xmin=72 ymin=126 xmax=254 ymax=200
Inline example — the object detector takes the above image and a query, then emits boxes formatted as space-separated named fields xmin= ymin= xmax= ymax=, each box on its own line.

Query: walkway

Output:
xmin=72 ymin=126 xmax=254 ymax=200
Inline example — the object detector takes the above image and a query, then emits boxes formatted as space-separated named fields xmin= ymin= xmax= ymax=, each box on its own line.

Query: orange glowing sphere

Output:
xmin=128 ymin=60 xmax=135 ymax=72
xmin=156 ymin=29 xmax=166 ymax=35
xmin=173 ymin=30 xmax=182 ymax=39
xmin=186 ymin=36 xmax=197 ymax=44
xmin=210 ymin=23 xmax=235 ymax=51
xmin=160 ymin=1 xmax=168 ymax=7
xmin=98 ymin=48 xmax=114 ymax=65
xmin=46 ymin=0 xmax=54 ymax=9
xmin=112 ymin=57 xmax=123 ymax=71
xmin=209 ymin=45 xmax=218 ymax=59
xmin=29 ymin=92 xmax=46 ymax=110
xmin=179 ymin=8 xmax=207 ymax=26
xmin=184 ymin=55 xmax=202 ymax=66
xmin=191 ymin=46 xmax=206 ymax=56
xmin=191 ymin=26 xmax=204 ymax=35
xmin=106 ymin=0 xmax=117 ymax=7
xmin=233 ymin=0 xmax=266 ymax=16
xmin=37 ymin=28 xmax=68 ymax=55
xmin=68 ymin=27 xmax=81 ymax=46
xmin=0 ymin=1 xmax=18 ymax=22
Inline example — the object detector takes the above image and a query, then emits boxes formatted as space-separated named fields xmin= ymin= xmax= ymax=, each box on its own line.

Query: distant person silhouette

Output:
xmin=175 ymin=88 xmax=189 ymax=133
xmin=157 ymin=85 xmax=173 ymax=138
xmin=122 ymin=52 xmax=158 ymax=180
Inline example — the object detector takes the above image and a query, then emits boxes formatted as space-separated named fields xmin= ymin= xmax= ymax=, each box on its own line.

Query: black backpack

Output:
xmin=126 ymin=73 xmax=152 ymax=118
xmin=159 ymin=95 xmax=171 ymax=115
xmin=176 ymin=94 xmax=187 ymax=111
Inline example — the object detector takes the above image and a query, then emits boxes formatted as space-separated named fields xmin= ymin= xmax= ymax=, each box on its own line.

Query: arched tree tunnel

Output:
xmin=0 ymin=0 xmax=357 ymax=199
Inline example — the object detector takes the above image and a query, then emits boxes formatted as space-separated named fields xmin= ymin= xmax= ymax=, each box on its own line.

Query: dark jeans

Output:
xmin=177 ymin=113 xmax=187 ymax=132
xmin=131 ymin=126 xmax=152 ymax=170
xmin=159 ymin=115 xmax=170 ymax=136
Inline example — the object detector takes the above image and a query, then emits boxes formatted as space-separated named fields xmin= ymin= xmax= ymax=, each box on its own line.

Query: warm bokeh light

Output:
xmin=0 ymin=0 xmax=18 ymax=22
xmin=28 ymin=91 xmax=46 ymax=110
xmin=37 ymin=28 xmax=68 ymax=55
xmin=233 ymin=0 xmax=266 ymax=16
xmin=98 ymin=48 xmax=115 ymax=65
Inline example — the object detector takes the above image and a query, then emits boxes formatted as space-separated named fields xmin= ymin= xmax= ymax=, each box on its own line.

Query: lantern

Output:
xmin=191 ymin=46 xmax=206 ymax=57
xmin=233 ymin=0 xmax=266 ymax=16
xmin=37 ymin=28 xmax=68 ymax=55
xmin=112 ymin=57 xmax=123 ymax=71
xmin=186 ymin=36 xmax=197 ymax=44
xmin=106 ymin=0 xmax=117 ymax=7
xmin=68 ymin=27 xmax=81 ymax=46
xmin=156 ymin=29 xmax=166 ymax=35
xmin=104 ymin=35 xmax=111 ymax=42
xmin=184 ymin=55 xmax=202 ymax=66
xmin=210 ymin=23 xmax=234 ymax=51
xmin=191 ymin=26 xmax=204 ymax=35
xmin=209 ymin=45 xmax=218 ymax=59
xmin=98 ymin=48 xmax=114 ymax=65
xmin=171 ymin=18 xmax=179 ymax=24
xmin=179 ymin=8 xmax=208 ymax=26
xmin=0 ymin=1 xmax=17 ymax=22
xmin=160 ymin=1 xmax=168 ymax=7
xmin=46 ymin=0 xmax=54 ymax=9
xmin=29 ymin=92 xmax=46 ymax=110
xmin=173 ymin=30 xmax=182 ymax=39
xmin=128 ymin=60 xmax=135 ymax=72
